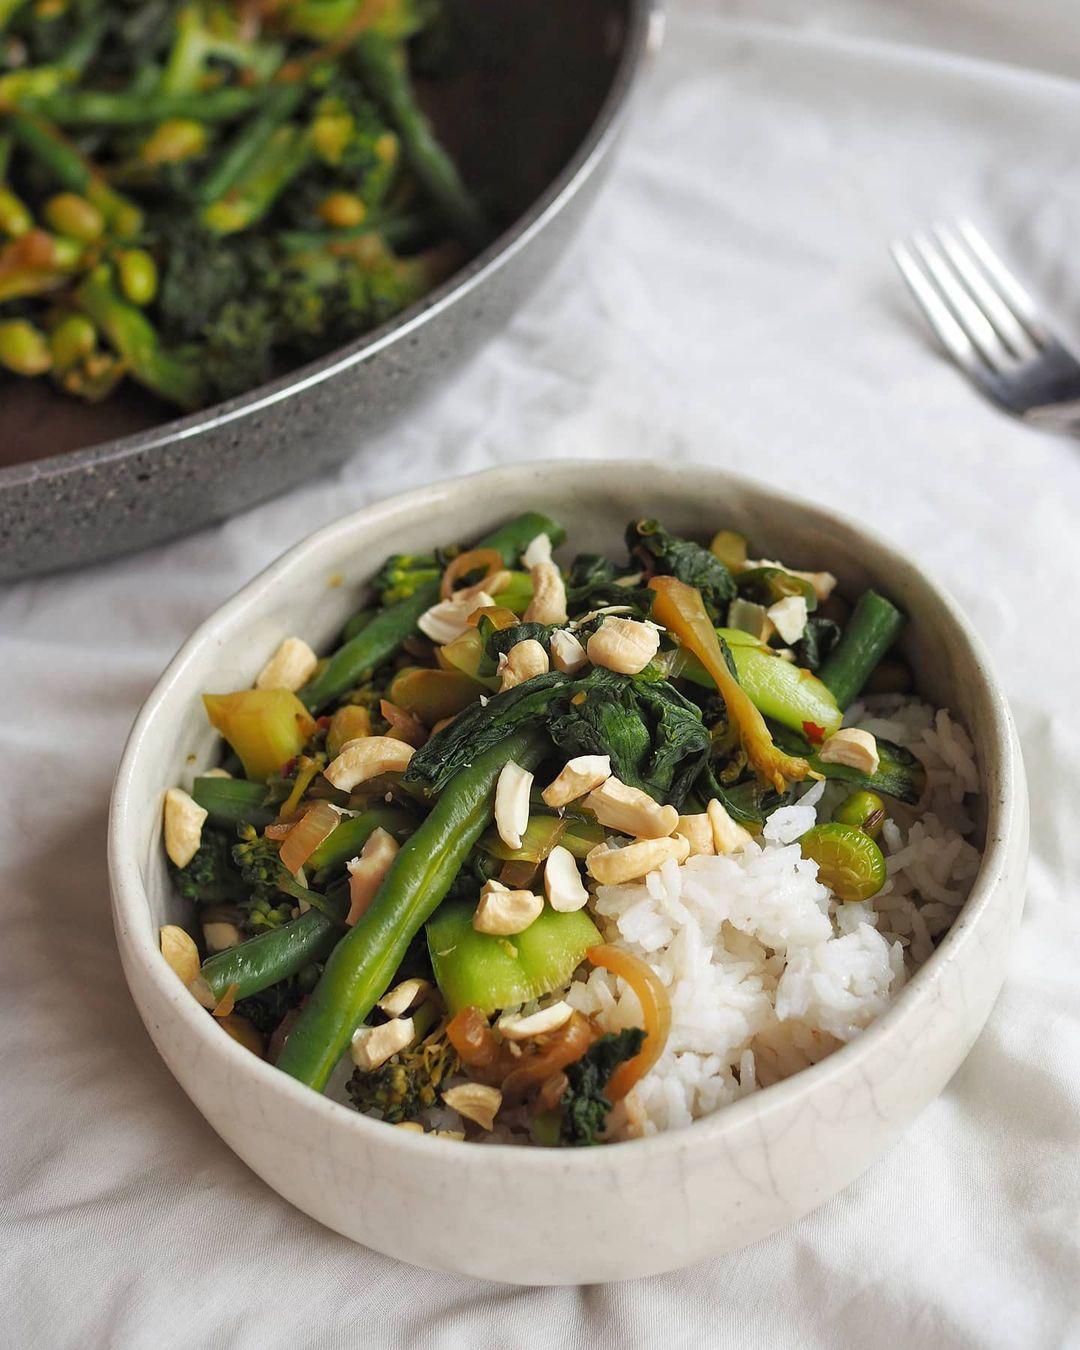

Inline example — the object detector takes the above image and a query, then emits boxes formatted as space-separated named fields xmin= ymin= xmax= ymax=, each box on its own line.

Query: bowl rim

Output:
xmin=1 ymin=0 xmax=657 ymax=492
xmin=108 ymin=457 xmax=1022 ymax=1169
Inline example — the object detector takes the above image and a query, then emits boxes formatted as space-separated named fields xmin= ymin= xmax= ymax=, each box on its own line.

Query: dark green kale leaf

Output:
xmin=559 ymin=1028 xmax=646 ymax=1146
xmin=626 ymin=519 xmax=736 ymax=621
xmin=565 ymin=553 xmax=655 ymax=617
xmin=793 ymin=617 xmax=841 ymax=671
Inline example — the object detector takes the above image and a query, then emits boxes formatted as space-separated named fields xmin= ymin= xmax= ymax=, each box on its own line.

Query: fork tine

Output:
xmin=934 ymin=222 xmax=1041 ymax=362
xmin=910 ymin=231 xmax=1016 ymax=371
xmin=891 ymin=240 xmax=983 ymax=374
xmin=955 ymin=218 xmax=1051 ymax=344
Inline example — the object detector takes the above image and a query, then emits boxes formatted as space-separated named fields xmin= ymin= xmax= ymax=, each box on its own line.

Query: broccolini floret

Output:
xmin=170 ymin=827 xmax=242 ymax=904
xmin=347 ymin=1033 xmax=458 ymax=1125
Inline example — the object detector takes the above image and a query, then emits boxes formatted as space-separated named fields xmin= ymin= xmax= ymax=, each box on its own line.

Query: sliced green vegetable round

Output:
xmin=736 ymin=566 xmax=817 ymax=612
xmin=800 ymin=823 xmax=886 ymax=902
xmin=426 ymin=899 xmax=600 ymax=1015
xmin=832 ymin=790 xmax=887 ymax=840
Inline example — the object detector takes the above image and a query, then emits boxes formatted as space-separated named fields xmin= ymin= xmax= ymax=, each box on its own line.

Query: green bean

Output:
xmin=191 ymin=775 xmax=276 ymax=828
xmin=819 ymin=590 xmax=905 ymax=710
xmin=197 ymin=888 xmax=348 ymax=1003
xmin=308 ymin=805 xmax=415 ymax=883
xmin=277 ymin=726 xmax=549 ymax=1090
xmin=24 ymin=86 xmax=266 ymax=126
xmin=352 ymin=35 xmax=491 ymax=249
xmin=299 ymin=512 xmax=566 ymax=715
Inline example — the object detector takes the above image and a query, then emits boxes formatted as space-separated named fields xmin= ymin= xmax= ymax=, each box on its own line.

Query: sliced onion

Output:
xmin=440 ymin=548 xmax=504 ymax=600
xmin=500 ymin=1012 xmax=596 ymax=1099
xmin=264 ymin=820 xmax=294 ymax=841
xmin=380 ymin=699 xmax=428 ymax=748
xmin=465 ymin=604 xmax=519 ymax=631
xmin=278 ymin=800 xmax=340 ymax=875
xmin=586 ymin=945 xmax=671 ymax=1099
xmin=447 ymin=1006 xmax=500 ymax=1068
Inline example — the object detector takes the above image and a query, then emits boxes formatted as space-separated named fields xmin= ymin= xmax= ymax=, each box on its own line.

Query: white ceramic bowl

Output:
xmin=109 ymin=461 xmax=1028 ymax=1284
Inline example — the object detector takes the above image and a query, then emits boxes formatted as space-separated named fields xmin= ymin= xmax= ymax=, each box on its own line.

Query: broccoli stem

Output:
xmin=196 ymin=83 xmax=305 ymax=205
xmin=74 ymin=263 xmax=206 ymax=409
xmin=277 ymin=727 xmax=549 ymax=1090
xmin=299 ymin=512 xmax=567 ymax=715
xmin=22 ymin=87 xmax=267 ymax=126
xmin=818 ymin=590 xmax=906 ymax=710
xmin=352 ymin=35 xmax=491 ymax=249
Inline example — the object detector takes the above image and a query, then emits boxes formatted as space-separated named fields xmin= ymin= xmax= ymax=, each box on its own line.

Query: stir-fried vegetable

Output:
xmin=160 ymin=509 xmax=929 ymax=1145
xmin=0 ymin=1 xmax=487 ymax=409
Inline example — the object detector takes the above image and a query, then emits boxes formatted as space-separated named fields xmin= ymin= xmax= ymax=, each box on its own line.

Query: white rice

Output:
xmin=563 ymin=697 xmax=983 ymax=1139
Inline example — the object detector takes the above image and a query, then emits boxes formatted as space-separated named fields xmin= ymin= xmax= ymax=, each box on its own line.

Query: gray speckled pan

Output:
xmin=0 ymin=0 xmax=658 ymax=581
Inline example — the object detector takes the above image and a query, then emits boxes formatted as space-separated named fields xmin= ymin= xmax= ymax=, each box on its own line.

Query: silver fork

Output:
xmin=891 ymin=219 xmax=1080 ymax=432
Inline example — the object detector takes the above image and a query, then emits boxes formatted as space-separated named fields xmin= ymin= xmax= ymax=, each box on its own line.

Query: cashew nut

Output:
xmin=345 ymin=827 xmax=399 ymax=924
xmin=160 ymin=924 xmax=200 ymax=986
xmin=495 ymin=759 xmax=533 ymax=851
xmin=707 ymin=797 xmax=754 ymax=854
xmin=543 ymin=845 xmax=590 ymax=912
xmin=378 ymin=977 xmax=432 ymax=1018
xmin=522 ymin=532 xmax=552 ymax=567
xmin=549 ymin=628 xmax=588 ymax=675
xmin=766 ymin=595 xmax=808 ymax=645
xmin=586 ymin=616 xmax=660 ymax=675
xmin=324 ymin=736 xmax=414 ymax=791
xmin=254 ymin=636 xmax=319 ymax=693
xmin=498 ymin=638 xmax=549 ymax=692
xmin=819 ymin=727 xmax=880 ymax=775
xmin=496 ymin=1001 xmax=573 ymax=1040
xmin=586 ymin=833 xmax=690 ymax=885
xmin=418 ymin=585 xmax=498 ymax=645
xmin=163 ymin=786 xmax=207 ymax=868
xmin=583 ymin=776 xmax=678 ymax=839
xmin=473 ymin=879 xmax=543 ymax=935
xmin=350 ymin=1016 xmax=416 ymax=1070
xmin=675 ymin=813 xmax=715 ymax=856
xmin=541 ymin=753 xmax=611 ymax=808
xmin=441 ymin=1082 xmax=502 ymax=1131
xmin=524 ymin=560 xmax=568 ymax=625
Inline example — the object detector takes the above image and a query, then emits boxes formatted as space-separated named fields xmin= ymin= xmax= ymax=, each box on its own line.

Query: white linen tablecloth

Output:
xmin=3 ymin=2 xmax=1079 ymax=1344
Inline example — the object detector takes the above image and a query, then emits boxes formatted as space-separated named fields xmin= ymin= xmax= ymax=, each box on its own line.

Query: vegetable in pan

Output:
xmin=0 ymin=0 xmax=487 ymax=409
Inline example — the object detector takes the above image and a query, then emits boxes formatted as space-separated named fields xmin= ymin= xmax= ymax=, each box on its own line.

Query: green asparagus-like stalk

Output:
xmin=819 ymin=591 xmax=905 ymax=710
xmin=21 ymin=86 xmax=267 ymax=126
xmin=196 ymin=83 xmax=305 ymax=204
xmin=352 ymin=35 xmax=491 ymax=249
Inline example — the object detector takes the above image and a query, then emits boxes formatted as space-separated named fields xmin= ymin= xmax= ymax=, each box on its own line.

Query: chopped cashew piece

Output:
xmin=522 ymin=532 xmax=552 ymax=568
xmin=202 ymin=766 xmax=232 ymax=779
xmin=675 ymin=813 xmax=715 ymax=856
xmin=345 ymin=827 xmax=399 ymax=924
xmin=496 ymin=1002 xmax=573 ymax=1040
xmin=583 ymin=776 xmax=678 ymax=839
xmin=541 ymin=753 xmax=611 ymax=808
xmin=767 ymin=595 xmax=809 ymax=645
xmin=524 ymin=560 xmax=568 ymax=625
xmin=441 ymin=1082 xmax=502 ymax=1131
xmin=160 ymin=924 xmax=200 ymax=986
xmin=707 ymin=798 xmax=754 ymax=854
xmin=586 ymin=616 xmax=660 ymax=675
xmin=498 ymin=638 xmax=549 ymax=692
xmin=254 ymin=636 xmax=318 ymax=693
xmin=549 ymin=628 xmax=588 ymax=675
xmin=586 ymin=834 xmax=690 ymax=885
xmin=418 ymin=586 xmax=498 ymax=645
xmin=324 ymin=736 xmax=414 ymax=791
xmin=473 ymin=879 xmax=543 ymax=935
xmin=163 ymin=787 xmax=208 ymax=868
xmin=495 ymin=759 xmax=534 ymax=851
xmin=378 ymin=977 xmax=432 ymax=1018
xmin=203 ymin=920 xmax=243 ymax=953
xmin=544 ymin=845 xmax=590 ymax=912
xmin=819 ymin=727 xmax=881 ymax=775
xmin=350 ymin=1016 xmax=416 ymax=1071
